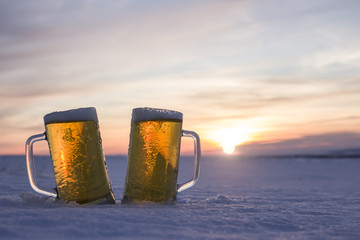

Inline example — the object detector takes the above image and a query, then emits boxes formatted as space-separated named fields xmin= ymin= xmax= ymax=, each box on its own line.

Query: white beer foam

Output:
xmin=44 ymin=107 xmax=98 ymax=124
xmin=132 ymin=107 xmax=183 ymax=122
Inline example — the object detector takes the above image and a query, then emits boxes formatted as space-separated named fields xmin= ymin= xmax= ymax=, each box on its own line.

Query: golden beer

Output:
xmin=26 ymin=107 xmax=116 ymax=204
xmin=122 ymin=118 xmax=182 ymax=202
xmin=45 ymin=120 xmax=115 ymax=204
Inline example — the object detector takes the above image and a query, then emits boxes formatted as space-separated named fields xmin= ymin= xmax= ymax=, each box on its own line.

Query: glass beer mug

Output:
xmin=25 ymin=107 xmax=116 ymax=204
xmin=122 ymin=107 xmax=201 ymax=203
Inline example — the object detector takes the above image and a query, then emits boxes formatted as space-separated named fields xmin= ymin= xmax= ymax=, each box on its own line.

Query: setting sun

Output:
xmin=210 ymin=127 xmax=254 ymax=154
xmin=222 ymin=143 xmax=235 ymax=155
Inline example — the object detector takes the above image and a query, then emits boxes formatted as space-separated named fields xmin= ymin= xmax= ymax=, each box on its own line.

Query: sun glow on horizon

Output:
xmin=208 ymin=127 xmax=254 ymax=155
xmin=222 ymin=143 xmax=236 ymax=155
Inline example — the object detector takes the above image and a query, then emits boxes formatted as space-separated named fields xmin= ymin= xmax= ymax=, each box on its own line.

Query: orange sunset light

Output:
xmin=208 ymin=127 xmax=256 ymax=155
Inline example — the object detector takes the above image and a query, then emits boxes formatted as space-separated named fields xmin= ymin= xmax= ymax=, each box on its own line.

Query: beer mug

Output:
xmin=25 ymin=107 xmax=116 ymax=204
xmin=122 ymin=107 xmax=201 ymax=203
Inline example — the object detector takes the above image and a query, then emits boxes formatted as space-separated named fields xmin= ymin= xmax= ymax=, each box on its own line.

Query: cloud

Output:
xmin=0 ymin=108 xmax=19 ymax=122
xmin=238 ymin=132 xmax=360 ymax=156
xmin=0 ymin=0 xmax=249 ymax=98
xmin=186 ymin=77 xmax=360 ymax=111
xmin=1 ymin=0 xmax=360 ymax=155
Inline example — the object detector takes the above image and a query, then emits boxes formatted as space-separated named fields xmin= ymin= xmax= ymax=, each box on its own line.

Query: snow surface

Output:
xmin=0 ymin=155 xmax=359 ymax=239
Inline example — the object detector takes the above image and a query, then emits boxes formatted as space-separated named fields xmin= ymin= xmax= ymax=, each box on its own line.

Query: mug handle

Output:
xmin=25 ymin=133 xmax=57 ymax=197
xmin=177 ymin=130 xmax=201 ymax=193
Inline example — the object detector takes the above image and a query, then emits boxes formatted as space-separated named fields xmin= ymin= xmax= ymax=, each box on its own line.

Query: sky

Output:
xmin=1 ymin=0 xmax=360 ymax=156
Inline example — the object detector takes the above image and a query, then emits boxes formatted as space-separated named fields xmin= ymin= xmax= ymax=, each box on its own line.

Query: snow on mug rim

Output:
xmin=44 ymin=107 xmax=98 ymax=124
xmin=132 ymin=107 xmax=183 ymax=122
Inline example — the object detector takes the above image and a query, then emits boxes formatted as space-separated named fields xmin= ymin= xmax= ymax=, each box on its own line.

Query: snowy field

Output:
xmin=0 ymin=155 xmax=359 ymax=239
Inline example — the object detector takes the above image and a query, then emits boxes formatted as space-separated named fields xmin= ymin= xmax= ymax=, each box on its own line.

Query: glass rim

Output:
xmin=44 ymin=107 xmax=98 ymax=124
xmin=132 ymin=107 xmax=183 ymax=122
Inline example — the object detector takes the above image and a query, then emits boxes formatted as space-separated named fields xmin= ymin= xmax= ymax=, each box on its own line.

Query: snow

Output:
xmin=131 ymin=107 xmax=183 ymax=122
xmin=0 ymin=155 xmax=360 ymax=239
xmin=44 ymin=107 xmax=98 ymax=124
